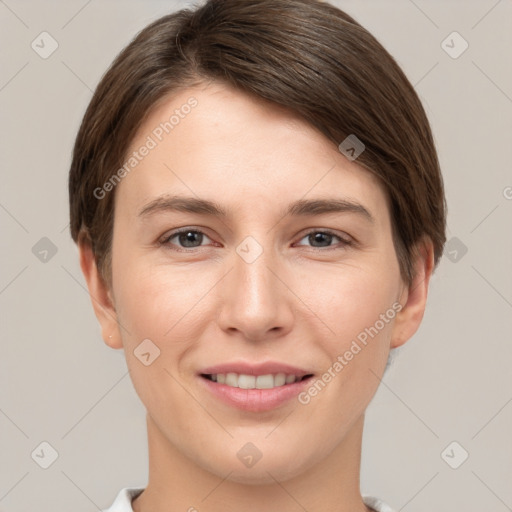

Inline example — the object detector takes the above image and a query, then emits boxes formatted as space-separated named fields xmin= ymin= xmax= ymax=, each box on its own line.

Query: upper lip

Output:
xmin=199 ymin=361 xmax=314 ymax=378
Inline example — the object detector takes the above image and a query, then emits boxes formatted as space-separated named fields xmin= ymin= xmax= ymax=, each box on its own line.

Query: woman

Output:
xmin=68 ymin=1 xmax=446 ymax=510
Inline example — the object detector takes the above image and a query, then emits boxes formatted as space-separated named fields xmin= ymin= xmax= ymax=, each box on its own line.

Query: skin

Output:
xmin=79 ymin=81 xmax=434 ymax=512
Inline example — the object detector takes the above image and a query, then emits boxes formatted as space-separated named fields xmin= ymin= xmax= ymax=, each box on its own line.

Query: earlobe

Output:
xmin=390 ymin=238 xmax=435 ymax=349
xmin=78 ymin=237 xmax=123 ymax=350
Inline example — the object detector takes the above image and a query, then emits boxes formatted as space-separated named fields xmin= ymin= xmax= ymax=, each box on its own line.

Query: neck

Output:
xmin=132 ymin=413 xmax=371 ymax=512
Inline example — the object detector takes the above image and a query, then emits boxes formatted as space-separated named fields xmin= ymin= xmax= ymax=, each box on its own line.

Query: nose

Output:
xmin=217 ymin=240 xmax=294 ymax=342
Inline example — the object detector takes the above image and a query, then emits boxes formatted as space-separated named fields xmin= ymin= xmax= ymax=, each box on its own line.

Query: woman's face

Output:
xmin=105 ymin=81 xmax=413 ymax=483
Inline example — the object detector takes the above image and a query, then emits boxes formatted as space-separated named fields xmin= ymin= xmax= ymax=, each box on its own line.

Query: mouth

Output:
xmin=200 ymin=372 xmax=313 ymax=389
xmin=197 ymin=363 xmax=315 ymax=412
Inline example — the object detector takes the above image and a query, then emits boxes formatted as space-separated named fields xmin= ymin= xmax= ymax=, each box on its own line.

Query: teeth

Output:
xmin=225 ymin=372 xmax=238 ymax=387
xmin=274 ymin=373 xmax=286 ymax=386
xmin=206 ymin=372 xmax=306 ymax=389
xmin=238 ymin=374 xmax=256 ymax=389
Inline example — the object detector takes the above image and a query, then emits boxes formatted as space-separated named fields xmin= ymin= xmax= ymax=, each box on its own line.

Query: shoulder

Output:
xmin=362 ymin=495 xmax=397 ymax=512
xmin=101 ymin=487 xmax=145 ymax=512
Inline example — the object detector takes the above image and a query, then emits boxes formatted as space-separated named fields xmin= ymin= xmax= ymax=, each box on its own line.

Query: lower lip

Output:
xmin=198 ymin=375 xmax=314 ymax=412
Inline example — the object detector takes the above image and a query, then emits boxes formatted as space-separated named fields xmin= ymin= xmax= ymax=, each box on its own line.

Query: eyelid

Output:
xmin=294 ymin=228 xmax=354 ymax=248
xmin=298 ymin=228 xmax=352 ymax=241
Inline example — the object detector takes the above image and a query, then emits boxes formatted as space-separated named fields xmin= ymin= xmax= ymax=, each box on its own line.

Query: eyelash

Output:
xmin=159 ymin=227 xmax=354 ymax=252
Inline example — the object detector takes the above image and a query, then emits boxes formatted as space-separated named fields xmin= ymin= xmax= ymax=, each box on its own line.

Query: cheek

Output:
xmin=112 ymin=261 xmax=205 ymax=415
xmin=292 ymin=260 xmax=400 ymax=415
xmin=115 ymin=265 xmax=205 ymax=343
xmin=296 ymin=260 xmax=399 ymax=344
xmin=289 ymin=271 xmax=398 ymax=467
xmin=315 ymin=262 xmax=399 ymax=379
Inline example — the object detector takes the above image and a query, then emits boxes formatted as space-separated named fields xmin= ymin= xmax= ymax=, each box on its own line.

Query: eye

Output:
xmin=160 ymin=228 xmax=213 ymax=250
xmin=295 ymin=229 xmax=352 ymax=249
xmin=159 ymin=228 xmax=353 ymax=252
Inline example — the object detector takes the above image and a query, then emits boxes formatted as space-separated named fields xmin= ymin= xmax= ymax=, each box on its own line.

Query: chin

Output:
xmin=219 ymin=465 xmax=303 ymax=486
xmin=198 ymin=448 xmax=312 ymax=486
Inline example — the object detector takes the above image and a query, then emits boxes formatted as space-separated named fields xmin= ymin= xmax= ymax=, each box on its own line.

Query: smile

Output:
xmin=199 ymin=368 xmax=314 ymax=412
xmin=201 ymin=372 xmax=312 ymax=389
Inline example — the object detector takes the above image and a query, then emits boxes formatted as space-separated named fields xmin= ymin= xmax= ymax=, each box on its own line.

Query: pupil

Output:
xmin=311 ymin=233 xmax=331 ymax=247
xmin=180 ymin=231 xmax=201 ymax=247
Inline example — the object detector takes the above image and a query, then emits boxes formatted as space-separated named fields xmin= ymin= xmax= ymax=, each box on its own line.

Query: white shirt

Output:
xmin=102 ymin=487 xmax=397 ymax=512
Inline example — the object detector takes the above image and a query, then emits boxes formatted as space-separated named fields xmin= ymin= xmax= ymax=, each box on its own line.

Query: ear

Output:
xmin=390 ymin=237 xmax=435 ymax=349
xmin=78 ymin=237 xmax=123 ymax=349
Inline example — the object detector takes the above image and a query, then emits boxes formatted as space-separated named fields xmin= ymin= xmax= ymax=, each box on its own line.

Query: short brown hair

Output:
xmin=69 ymin=0 xmax=446 ymax=287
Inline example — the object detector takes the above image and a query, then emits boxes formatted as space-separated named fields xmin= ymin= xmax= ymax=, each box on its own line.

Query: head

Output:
xmin=69 ymin=0 xmax=446 ymax=484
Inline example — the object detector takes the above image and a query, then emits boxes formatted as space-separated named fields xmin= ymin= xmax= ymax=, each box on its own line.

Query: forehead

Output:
xmin=116 ymin=81 xmax=390 ymax=223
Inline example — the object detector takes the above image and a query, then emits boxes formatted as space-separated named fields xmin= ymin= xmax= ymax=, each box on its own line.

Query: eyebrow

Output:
xmin=137 ymin=195 xmax=374 ymax=223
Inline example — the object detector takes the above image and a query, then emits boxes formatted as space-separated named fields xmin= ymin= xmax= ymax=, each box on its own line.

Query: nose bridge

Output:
xmin=218 ymin=234 xmax=293 ymax=339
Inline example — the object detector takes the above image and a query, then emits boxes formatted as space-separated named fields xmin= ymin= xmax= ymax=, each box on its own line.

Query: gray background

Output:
xmin=1 ymin=0 xmax=511 ymax=511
